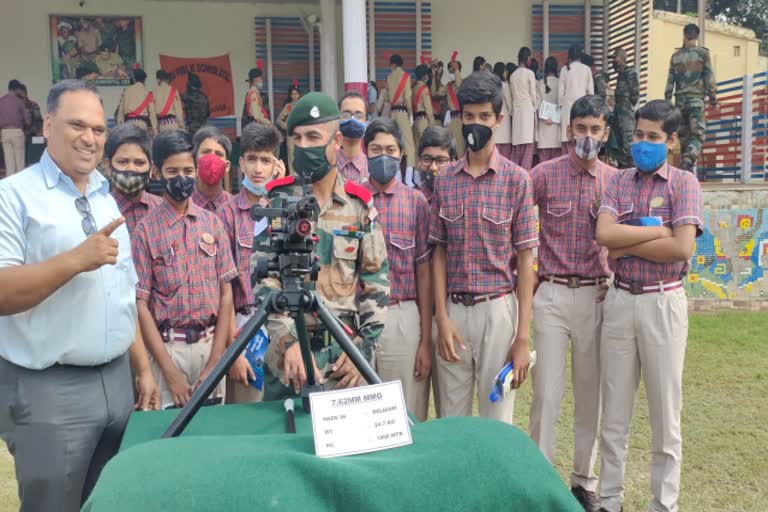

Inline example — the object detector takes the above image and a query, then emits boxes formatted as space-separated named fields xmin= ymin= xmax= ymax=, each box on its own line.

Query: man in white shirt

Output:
xmin=0 ymin=79 xmax=158 ymax=512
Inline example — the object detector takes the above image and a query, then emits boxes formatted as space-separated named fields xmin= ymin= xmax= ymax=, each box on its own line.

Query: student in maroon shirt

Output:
xmin=595 ymin=100 xmax=703 ymax=512
xmin=429 ymin=71 xmax=538 ymax=425
xmin=106 ymin=123 xmax=162 ymax=234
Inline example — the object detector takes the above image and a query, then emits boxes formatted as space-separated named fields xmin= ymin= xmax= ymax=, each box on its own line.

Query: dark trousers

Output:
xmin=0 ymin=354 xmax=133 ymax=512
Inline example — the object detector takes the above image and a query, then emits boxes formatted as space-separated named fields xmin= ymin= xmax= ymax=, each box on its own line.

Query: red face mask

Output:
xmin=198 ymin=153 xmax=227 ymax=185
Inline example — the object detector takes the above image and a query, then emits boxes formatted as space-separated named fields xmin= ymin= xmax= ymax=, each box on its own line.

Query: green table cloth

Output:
xmin=83 ymin=401 xmax=581 ymax=512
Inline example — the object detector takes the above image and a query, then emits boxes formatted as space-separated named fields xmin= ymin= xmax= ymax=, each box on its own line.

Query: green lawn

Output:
xmin=1 ymin=311 xmax=766 ymax=511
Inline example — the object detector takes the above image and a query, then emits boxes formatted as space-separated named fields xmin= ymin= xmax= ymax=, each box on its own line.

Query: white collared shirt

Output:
xmin=0 ymin=150 xmax=138 ymax=369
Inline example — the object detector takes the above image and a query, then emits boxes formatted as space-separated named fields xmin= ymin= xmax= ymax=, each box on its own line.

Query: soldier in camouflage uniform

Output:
xmin=665 ymin=23 xmax=718 ymax=171
xmin=259 ymin=92 xmax=390 ymax=400
xmin=610 ymin=48 xmax=640 ymax=168
xmin=182 ymin=73 xmax=210 ymax=137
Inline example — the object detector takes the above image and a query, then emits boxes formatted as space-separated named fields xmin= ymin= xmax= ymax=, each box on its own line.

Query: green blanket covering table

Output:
xmin=83 ymin=401 xmax=581 ymax=512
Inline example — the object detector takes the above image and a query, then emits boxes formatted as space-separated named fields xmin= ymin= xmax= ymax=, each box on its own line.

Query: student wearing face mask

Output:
xmin=217 ymin=123 xmax=285 ymax=404
xmin=527 ymin=95 xmax=617 ymax=512
xmin=361 ymin=119 xmax=433 ymax=421
xmin=336 ymin=90 xmax=369 ymax=183
xmin=190 ymin=126 xmax=234 ymax=212
xmin=416 ymin=125 xmax=457 ymax=204
xmin=595 ymin=100 xmax=702 ymax=512
xmin=429 ymin=71 xmax=538 ymax=424
xmin=242 ymin=67 xmax=271 ymax=130
xmin=106 ymin=123 xmax=162 ymax=233
xmin=132 ymin=130 xmax=238 ymax=409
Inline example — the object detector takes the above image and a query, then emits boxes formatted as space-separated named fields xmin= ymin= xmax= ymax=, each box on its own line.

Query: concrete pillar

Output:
xmin=320 ymin=0 xmax=338 ymax=99
xmin=543 ymin=0 xmax=550 ymax=60
xmin=342 ymin=0 xmax=369 ymax=97
xmin=698 ymin=0 xmax=706 ymax=47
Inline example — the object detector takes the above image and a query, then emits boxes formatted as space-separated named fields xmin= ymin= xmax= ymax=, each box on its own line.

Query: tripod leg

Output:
xmin=315 ymin=299 xmax=382 ymax=386
xmin=293 ymin=312 xmax=325 ymax=412
xmin=162 ymin=299 xmax=273 ymax=438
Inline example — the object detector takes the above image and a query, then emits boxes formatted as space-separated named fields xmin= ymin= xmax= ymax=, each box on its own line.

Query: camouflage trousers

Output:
xmin=609 ymin=108 xmax=635 ymax=169
xmin=676 ymin=97 xmax=706 ymax=171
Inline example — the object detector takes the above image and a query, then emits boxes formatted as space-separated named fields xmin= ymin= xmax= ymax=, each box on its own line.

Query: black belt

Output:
xmin=159 ymin=315 xmax=217 ymax=344
xmin=414 ymin=111 xmax=427 ymax=120
xmin=308 ymin=315 xmax=357 ymax=351
xmin=392 ymin=105 xmax=408 ymax=113
xmin=450 ymin=110 xmax=461 ymax=117
xmin=158 ymin=114 xmax=177 ymax=121
xmin=614 ymin=277 xmax=684 ymax=295
xmin=543 ymin=275 xmax=608 ymax=288
xmin=450 ymin=292 xmax=511 ymax=307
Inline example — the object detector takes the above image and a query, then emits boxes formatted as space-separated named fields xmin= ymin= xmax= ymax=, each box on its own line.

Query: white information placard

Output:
xmin=309 ymin=381 xmax=413 ymax=458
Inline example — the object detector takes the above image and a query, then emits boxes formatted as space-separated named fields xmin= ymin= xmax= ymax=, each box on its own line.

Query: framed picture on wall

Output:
xmin=49 ymin=14 xmax=144 ymax=86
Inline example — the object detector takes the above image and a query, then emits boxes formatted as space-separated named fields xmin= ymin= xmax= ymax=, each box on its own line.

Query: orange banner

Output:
xmin=159 ymin=53 xmax=234 ymax=117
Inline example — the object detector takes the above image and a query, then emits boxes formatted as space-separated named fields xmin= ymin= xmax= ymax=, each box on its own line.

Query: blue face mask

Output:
xmin=631 ymin=141 xmax=668 ymax=173
xmin=340 ymin=118 xmax=366 ymax=139
xmin=241 ymin=176 xmax=267 ymax=197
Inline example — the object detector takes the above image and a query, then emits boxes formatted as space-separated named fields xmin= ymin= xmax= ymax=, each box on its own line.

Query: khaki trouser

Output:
xmin=599 ymin=286 xmax=687 ymax=512
xmin=529 ymin=281 xmax=602 ymax=491
xmin=391 ymin=110 xmax=415 ymax=167
xmin=413 ymin=117 xmax=430 ymax=154
xmin=1 ymin=128 xmax=25 ymax=175
xmin=435 ymin=293 xmax=518 ymax=424
xmin=376 ymin=300 xmax=430 ymax=421
xmin=226 ymin=313 xmax=265 ymax=404
xmin=149 ymin=332 xmax=225 ymax=409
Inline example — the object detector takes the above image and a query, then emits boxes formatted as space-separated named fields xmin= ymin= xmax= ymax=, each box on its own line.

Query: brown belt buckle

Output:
xmin=185 ymin=329 xmax=198 ymax=344
xmin=629 ymin=282 xmax=644 ymax=295
xmin=567 ymin=276 xmax=581 ymax=289
xmin=462 ymin=294 xmax=476 ymax=307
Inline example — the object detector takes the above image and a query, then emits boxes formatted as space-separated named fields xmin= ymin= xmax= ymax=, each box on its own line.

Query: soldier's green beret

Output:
xmin=286 ymin=92 xmax=340 ymax=135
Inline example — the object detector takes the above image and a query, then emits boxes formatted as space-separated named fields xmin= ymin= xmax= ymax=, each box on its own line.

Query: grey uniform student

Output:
xmin=0 ymin=80 xmax=158 ymax=512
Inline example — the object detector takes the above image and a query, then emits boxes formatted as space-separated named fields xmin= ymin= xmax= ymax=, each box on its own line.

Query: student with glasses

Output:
xmin=415 ymin=125 xmax=456 ymax=204
xmin=0 ymin=79 xmax=159 ymax=512
xmin=335 ymin=90 xmax=369 ymax=184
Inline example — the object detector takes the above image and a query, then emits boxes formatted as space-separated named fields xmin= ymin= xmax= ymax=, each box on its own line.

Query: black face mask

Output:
xmin=462 ymin=123 xmax=493 ymax=152
xmin=293 ymin=138 xmax=335 ymax=183
xmin=368 ymin=155 xmax=401 ymax=184
xmin=162 ymin=175 xmax=196 ymax=202
xmin=418 ymin=169 xmax=436 ymax=194
xmin=111 ymin=169 xmax=149 ymax=197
